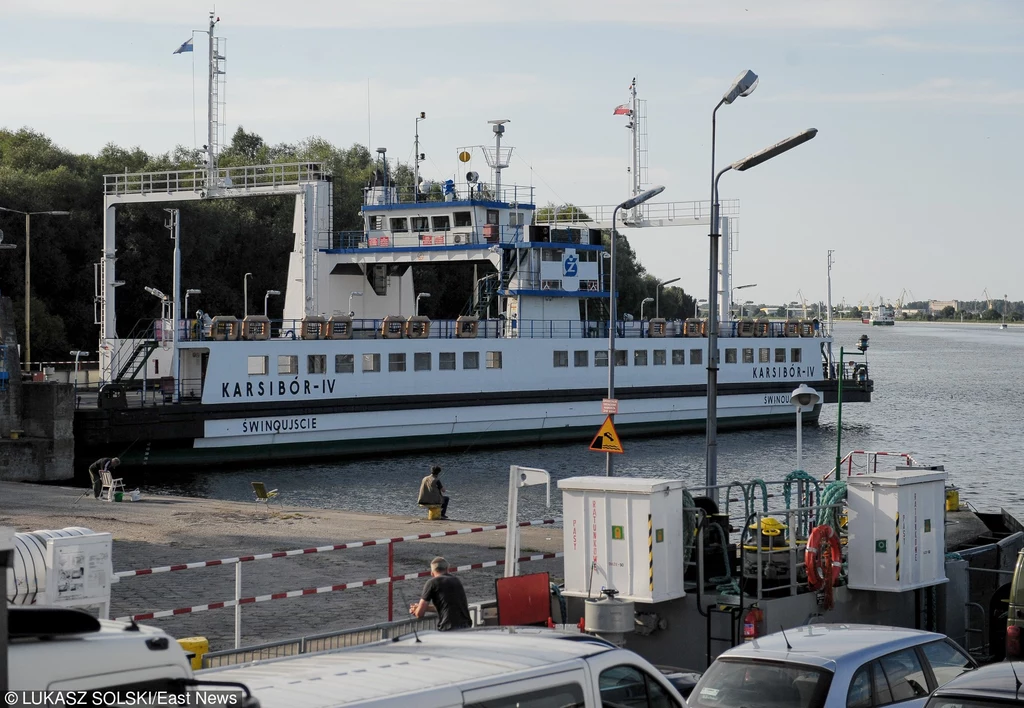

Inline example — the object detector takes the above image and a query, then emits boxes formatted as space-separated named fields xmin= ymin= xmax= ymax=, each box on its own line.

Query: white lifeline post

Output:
xmin=504 ymin=466 xmax=550 ymax=578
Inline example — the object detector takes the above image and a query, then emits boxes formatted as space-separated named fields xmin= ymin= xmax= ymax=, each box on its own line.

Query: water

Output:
xmin=135 ymin=322 xmax=1024 ymax=523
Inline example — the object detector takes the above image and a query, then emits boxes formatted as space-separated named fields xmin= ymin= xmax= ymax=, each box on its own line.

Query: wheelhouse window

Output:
xmin=335 ymin=354 xmax=354 ymax=373
xmin=278 ymin=355 xmax=298 ymax=375
xmin=574 ymin=350 xmax=589 ymax=367
xmin=247 ymin=356 xmax=268 ymax=375
xmin=362 ymin=353 xmax=380 ymax=373
xmin=388 ymin=353 xmax=406 ymax=372
xmin=689 ymin=349 xmax=702 ymax=365
xmin=541 ymin=249 xmax=563 ymax=261
xmin=389 ymin=217 xmax=408 ymax=232
xmin=486 ymin=209 xmax=499 ymax=225
xmin=414 ymin=352 xmax=431 ymax=371
xmin=308 ymin=354 xmax=327 ymax=374
xmin=463 ymin=351 xmax=479 ymax=370
xmin=508 ymin=211 xmax=524 ymax=226
xmin=595 ymin=350 xmax=609 ymax=367
xmin=454 ymin=211 xmax=473 ymax=227
xmin=411 ymin=216 xmax=429 ymax=232
xmin=486 ymin=351 xmax=502 ymax=369
xmin=439 ymin=352 xmax=456 ymax=370
xmin=553 ymin=351 xmax=569 ymax=367
xmin=431 ymin=215 xmax=450 ymax=231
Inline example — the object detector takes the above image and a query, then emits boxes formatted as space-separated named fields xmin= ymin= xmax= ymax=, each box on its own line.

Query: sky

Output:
xmin=1 ymin=0 xmax=1022 ymax=309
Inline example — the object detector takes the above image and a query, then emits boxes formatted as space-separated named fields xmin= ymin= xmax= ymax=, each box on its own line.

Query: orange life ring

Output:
xmin=805 ymin=524 xmax=842 ymax=590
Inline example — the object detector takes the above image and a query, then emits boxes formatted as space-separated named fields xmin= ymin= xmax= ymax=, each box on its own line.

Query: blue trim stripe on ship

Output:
xmin=362 ymin=199 xmax=537 ymax=212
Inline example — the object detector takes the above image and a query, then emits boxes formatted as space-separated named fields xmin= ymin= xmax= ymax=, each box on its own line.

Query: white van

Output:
xmin=198 ymin=627 xmax=689 ymax=708
xmin=8 ymin=606 xmax=257 ymax=705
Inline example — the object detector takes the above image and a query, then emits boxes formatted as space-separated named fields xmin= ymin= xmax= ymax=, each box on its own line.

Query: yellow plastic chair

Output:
xmin=251 ymin=481 xmax=279 ymax=505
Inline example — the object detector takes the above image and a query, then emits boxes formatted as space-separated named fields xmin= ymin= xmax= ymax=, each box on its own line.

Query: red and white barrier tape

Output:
xmin=116 ymin=552 xmax=563 ymax=621
xmin=114 ymin=518 xmax=560 ymax=578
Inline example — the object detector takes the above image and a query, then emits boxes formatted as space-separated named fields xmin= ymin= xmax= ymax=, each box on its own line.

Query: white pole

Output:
xmin=721 ymin=217 xmax=731 ymax=321
xmin=234 ymin=562 xmax=241 ymax=649
xmin=170 ymin=210 xmax=181 ymax=404
xmin=504 ymin=465 xmax=520 ymax=578
xmin=796 ymin=405 xmax=803 ymax=472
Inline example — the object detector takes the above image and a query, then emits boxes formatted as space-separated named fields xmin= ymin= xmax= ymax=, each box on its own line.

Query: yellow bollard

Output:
xmin=177 ymin=636 xmax=210 ymax=671
xmin=945 ymin=487 xmax=960 ymax=512
xmin=427 ymin=505 xmax=442 ymax=521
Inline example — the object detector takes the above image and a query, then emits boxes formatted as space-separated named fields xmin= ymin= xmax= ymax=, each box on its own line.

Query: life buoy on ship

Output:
xmin=805 ymin=524 xmax=842 ymax=590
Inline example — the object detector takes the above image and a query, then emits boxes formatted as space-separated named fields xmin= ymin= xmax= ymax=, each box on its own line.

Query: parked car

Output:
xmin=688 ymin=624 xmax=976 ymax=708
xmin=925 ymin=661 xmax=1023 ymax=707
xmin=1007 ymin=548 xmax=1023 ymax=660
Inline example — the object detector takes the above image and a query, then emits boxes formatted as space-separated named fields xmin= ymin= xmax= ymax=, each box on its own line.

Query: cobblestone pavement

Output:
xmin=1 ymin=481 xmax=562 ymax=650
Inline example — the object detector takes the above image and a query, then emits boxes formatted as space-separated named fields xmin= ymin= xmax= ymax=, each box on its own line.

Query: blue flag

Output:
xmin=173 ymin=38 xmax=193 ymax=55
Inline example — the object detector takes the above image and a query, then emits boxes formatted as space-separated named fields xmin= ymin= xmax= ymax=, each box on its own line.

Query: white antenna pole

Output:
xmin=826 ymin=250 xmax=834 ymax=334
xmin=631 ymin=78 xmax=639 ymax=200
xmin=414 ymin=117 xmax=420 ymax=201
xmin=494 ymin=125 xmax=503 ymax=196
xmin=207 ymin=13 xmax=216 ymax=190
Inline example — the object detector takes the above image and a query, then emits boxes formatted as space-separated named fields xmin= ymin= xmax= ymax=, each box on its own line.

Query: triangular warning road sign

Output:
xmin=589 ymin=416 xmax=624 ymax=453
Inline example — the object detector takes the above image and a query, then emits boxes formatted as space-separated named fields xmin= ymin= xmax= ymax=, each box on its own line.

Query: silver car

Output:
xmin=689 ymin=624 xmax=976 ymax=708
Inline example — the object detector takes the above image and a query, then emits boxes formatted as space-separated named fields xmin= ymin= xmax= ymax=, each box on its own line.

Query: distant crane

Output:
xmin=797 ymin=289 xmax=809 ymax=318
xmin=983 ymin=288 xmax=993 ymax=312
xmin=895 ymin=289 xmax=908 ymax=316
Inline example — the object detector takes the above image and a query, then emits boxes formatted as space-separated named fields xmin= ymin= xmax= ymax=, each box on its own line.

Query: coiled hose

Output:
xmin=682 ymin=489 xmax=697 ymax=567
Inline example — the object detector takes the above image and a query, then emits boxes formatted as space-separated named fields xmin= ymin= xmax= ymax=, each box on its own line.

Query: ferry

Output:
xmin=74 ymin=23 xmax=872 ymax=470
xmin=863 ymin=300 xmax=895 ymax=326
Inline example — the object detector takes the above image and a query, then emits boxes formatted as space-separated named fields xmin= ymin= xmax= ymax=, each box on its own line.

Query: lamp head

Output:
xmin=351 ymin=291 xmax=364 ymax=297
xmin=732 ymin=129 xmax=817 ymax=172
xmin=186 ymin=288 xmax=201 ymax=295
xmin=419 ymin=293 xmax=431 ymax=299
xmin=723 ymin=69 xmax=759 ymax=104
xmin=642 ymin=297 xmax=654 ymax=304
xmin=790 ymin=383 xmax=821 ymax=409
xmin=266 ymin=289 xmax=281 ymax=296
xmin=144 ymin=286 xmax=168 ymax=300
xmin=617 ymin=185 xmax=666 ymax=211
xmin=659 ymin=277 xmax=681 ymax=287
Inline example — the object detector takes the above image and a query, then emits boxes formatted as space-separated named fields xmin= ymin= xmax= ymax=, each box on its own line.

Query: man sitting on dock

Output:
xmin=417 ymin=465 xmax=450 ymax=519
xmin=87 ymin=456 xmax=120 ymax=499
xmin=409 ymin=556 xmax=471 ymax=631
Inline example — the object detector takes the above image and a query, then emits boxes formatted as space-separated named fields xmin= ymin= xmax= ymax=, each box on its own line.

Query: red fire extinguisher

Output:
xmin=742 ymin=606 xmax=764 ymax=641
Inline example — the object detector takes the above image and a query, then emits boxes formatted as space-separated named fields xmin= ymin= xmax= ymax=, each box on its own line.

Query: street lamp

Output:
xmin=790 ymin=384 xmax=821 ymax=473
xmin=184 ymin=289 xmax=201 ymax=320
xmin=243 ymin=273 xmax=253 ymax=318
xmin=416 ymin=292 xmax=431 ymax=316
xmin=0 ymin=206 xmax=71 ymax=369
xmin=414 ymin=111 xmax=426 ymax=202
xmin=656 ymin=277 xmax=680 ymax=319
xmin=264 ymin=289 xmax=280 ymax=317
xmin=640 ymin=297 xmax=654 ymax=322
xmin=70 ymin=350 xmax=89 ymax=403
xmin=607 ymin=184 xmax=666 ymax=476
xmin=348 ymin=291 xmax=364 ymax=317
xmin=706 ymin=127 xmax=818 ymax=498
xmin=732 ymin=283 xmax=757 ymax=317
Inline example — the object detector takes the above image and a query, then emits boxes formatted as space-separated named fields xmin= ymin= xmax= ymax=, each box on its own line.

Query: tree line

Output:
xmin=0 ymin=126 xmax=698 ymax=363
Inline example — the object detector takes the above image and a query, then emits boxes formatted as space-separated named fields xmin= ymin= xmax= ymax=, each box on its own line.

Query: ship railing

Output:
xmin=824 ymin=450 xmax=921 ymax=481
xmin=322 ymin=224 xmax=526 ymax=251
xmin=362 ymin=183 xmax=534 ymax=207
xmin=103 ymin=162 xmax=326 ymax=197
xmin=683 ymin=478 xmax=848 ymax=604
xmin=533 ymin=198 xmax=740 ymax=226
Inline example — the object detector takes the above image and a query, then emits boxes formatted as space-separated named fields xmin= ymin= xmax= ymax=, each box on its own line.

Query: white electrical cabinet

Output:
xmin=847 ymin=469 xmax=947 ymax=592
xmin=558 ymin=476 xmax=685 ymax=603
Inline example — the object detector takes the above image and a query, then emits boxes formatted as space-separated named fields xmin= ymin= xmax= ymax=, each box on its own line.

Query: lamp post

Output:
xmin=790 ymin=384 xmax=821 ymax=473
xmin=640 ymin=296 xmax=654 ymax=328
xmin=607 ymin=184 xmax=666 ymax=476
xmin=348 ymin=291 xmax=364 ymax=317
xmin=834 ymin=334 xmax=869 ymax=480
xmin=694 ymin=299 xmax=707 ymax=319
xmin=706 ymin=127 xmax=818 ymax=498
xmin=656 ymin=277 xmax=680 ymax=319
xmin=414 ymin=111 xmax=426 ymax=202
xmin=243 ymin=273 xmax=253 ymax=318
xmin=0 ymin=206 xmax=71 ymax=370
xmin=416 ymin=292 xmax=431 ymax=317
xmin=70 ymin=350 xmax=89 ymax=404
xmin=184 ymin=289 xmax=201 ymax=321
xmin=732 ymin=283 xmax=757 ymax=317
xmin=264 ymin=289 xmax=280 ymax=317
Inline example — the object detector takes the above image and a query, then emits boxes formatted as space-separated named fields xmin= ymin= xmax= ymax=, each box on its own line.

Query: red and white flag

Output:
xmin=613 ymin=104 xmax=631 ymax=116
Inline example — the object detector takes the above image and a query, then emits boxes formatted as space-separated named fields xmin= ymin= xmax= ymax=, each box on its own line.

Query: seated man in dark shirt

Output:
xmin=409 ymin=556 xmax=472 ymax=631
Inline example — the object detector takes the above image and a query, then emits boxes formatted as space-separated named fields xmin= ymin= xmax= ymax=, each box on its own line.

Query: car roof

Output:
xmin=718 ymin=624 xmax=947 ymax=670
xmin=930 ymin=661 xmax=1024 ymax=700
xmin=198 ymin=629 xmax=614 ymax=707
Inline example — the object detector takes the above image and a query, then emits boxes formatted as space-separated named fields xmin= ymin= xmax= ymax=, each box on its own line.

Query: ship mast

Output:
xmin=205 ymin=13 xmax=226 ymax=192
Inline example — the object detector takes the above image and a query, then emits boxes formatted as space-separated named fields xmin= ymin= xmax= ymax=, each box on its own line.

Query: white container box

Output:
xmin=847 ymin=469 xmax=947 ymax=592
xmin=558 ymin=476 xmax=685 ymax=603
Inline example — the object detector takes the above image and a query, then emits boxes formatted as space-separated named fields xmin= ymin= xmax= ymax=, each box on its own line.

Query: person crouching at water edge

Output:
xmin=409 ymin=556 xmax=472 ymax=631
xmin=418 ymin=464 xmax=450 ymax=519
xmin=87 ymin=456 xmax=120 ymax=499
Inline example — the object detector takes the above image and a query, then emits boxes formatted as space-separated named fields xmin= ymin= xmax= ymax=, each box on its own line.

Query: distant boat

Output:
xmin=868 ymin=299 xmax=895 ymax=326
xmin=1000 ymin=295 xmax=1008 ymax=329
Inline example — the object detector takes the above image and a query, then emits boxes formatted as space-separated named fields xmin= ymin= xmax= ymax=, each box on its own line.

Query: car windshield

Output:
xmin=689 ymin=658 xmax=832 ymax=708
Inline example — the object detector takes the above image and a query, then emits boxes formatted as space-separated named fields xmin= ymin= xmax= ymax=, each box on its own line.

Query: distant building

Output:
xmin=928 ymin=300 xmax=959 ymax=315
